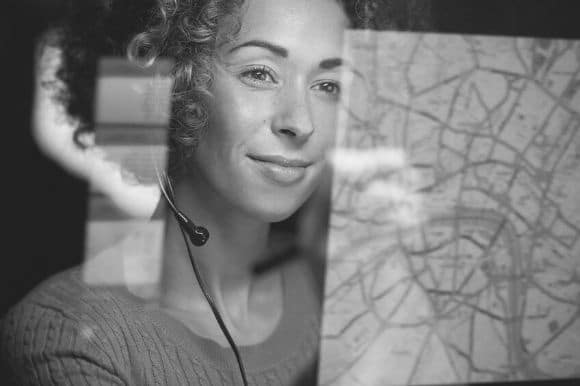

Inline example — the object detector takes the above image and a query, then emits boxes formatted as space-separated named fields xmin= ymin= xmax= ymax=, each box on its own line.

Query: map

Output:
xmin=318 ymin=31 xmax=580 ymax=385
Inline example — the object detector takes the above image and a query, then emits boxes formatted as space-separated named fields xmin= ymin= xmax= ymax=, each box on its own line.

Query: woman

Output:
xmin=1 ymin=0 xmax=367 ymax=384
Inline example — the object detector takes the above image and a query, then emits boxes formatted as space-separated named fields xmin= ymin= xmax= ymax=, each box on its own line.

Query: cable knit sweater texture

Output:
xmin=0 ymin=259 xmax=321 ymax=385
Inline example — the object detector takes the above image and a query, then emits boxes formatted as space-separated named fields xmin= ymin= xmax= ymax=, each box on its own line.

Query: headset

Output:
xmin=96 ymin=56 xmax=248 ymax=384
xmin=156 ymin=170 xmax=249 ymax=386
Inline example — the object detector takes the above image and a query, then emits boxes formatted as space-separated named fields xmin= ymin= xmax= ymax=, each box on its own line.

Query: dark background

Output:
xmin=2 ymin=0 xmax=87 ymax=315
xmin=2 ymin=1 xmax=579 ymax=385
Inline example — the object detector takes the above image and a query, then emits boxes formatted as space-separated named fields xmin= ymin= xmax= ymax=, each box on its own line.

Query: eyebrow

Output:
xmin=320 ymin=58 xmax=365 ymax=80
xmin=319 ymin=58 xmax=344 ymax=70
xmin=228 ymin=40 xmax=288 ymax=57
xmin=227 ymin=40 xmax=363 ymax=78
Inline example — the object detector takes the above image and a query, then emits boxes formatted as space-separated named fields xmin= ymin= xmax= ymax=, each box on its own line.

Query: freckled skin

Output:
xmin=160 ymin=0 xmax=350 ymax=348
xmin=187 ymin=0 xmax=349 ymax=222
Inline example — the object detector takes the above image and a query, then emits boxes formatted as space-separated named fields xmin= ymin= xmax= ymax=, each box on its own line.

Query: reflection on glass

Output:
xmin=81 ymin=57 xmax=173 ymax=297
xmin=319 ymin=30 xmax=580 ymax=385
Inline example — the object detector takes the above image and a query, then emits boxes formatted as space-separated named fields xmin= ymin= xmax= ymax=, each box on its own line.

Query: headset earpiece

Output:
xmin=156 ymin=170 xmax=210 ymax=247
xmin=174 ymin=211 xmax=210 ymax=246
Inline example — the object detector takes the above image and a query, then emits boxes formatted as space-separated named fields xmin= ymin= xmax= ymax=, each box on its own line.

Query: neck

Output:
xmin=159 ymin=177 xmax=271 ymax=316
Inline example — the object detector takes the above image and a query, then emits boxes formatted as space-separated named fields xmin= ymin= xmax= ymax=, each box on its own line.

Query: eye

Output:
xmin=239 ymin=65 xmax=278 ymax=88
xmin=312 ymin=80 xmax=341 ymax=99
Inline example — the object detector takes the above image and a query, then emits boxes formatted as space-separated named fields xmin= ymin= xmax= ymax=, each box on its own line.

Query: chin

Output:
xmin=245 ymin=193 xmax=308 ymax=224
xmin=255 ymin=203 xmax=302 ymax=224
xmin=253 ymin=172 xmax=326 ymax=223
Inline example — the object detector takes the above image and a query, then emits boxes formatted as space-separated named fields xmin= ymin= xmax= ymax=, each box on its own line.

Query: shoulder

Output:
xmin=3 ymin=266 xmax=141 ymax=328
xmin=0 ymin=267 xmax=135 ymax=384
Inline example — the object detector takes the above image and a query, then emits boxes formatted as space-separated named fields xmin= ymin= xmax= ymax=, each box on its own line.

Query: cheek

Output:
xmin=210 ymin=87 xmax=275 ymax=147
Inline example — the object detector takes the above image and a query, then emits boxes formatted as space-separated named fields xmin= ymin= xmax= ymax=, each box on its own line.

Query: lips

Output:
xmin=248 ymin=154 xmax=312 ymax=186
xmin=249 ymin=154 xmax=312 ymax=167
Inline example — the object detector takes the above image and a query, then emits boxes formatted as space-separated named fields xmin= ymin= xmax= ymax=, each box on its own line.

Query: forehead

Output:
xmin=220 ymin=0 xmax=348 ymax=57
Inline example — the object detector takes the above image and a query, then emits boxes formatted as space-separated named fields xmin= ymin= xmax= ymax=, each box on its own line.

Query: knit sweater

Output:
xmin=0 ymin=259 xmax=322 ymax=385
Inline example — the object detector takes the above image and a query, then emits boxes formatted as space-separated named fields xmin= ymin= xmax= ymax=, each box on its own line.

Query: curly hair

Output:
xmin=51 ymin=0 xmax=156 ymax=145
xmin=128 ymin=0 xmax=244 ymax=177
xmin=126 ymin=0 xmax=392 ymax=176
xmin=52 ymin=0 xmax=432 ymax=177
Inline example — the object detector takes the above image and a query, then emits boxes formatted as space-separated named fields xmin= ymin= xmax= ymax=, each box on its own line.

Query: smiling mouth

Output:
xmin=248 ymin=154 xmax=312 ymax=168
xmin=248 ymin=154 xmax=312 ymax=186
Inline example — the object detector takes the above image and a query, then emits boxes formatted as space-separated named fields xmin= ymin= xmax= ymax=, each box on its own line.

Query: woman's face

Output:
xmin=189 ymin=0 xmax=349 ymax=222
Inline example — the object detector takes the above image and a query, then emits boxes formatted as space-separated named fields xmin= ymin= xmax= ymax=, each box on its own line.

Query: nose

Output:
xmin=271 ymin=84 xmax=315 ymax=142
